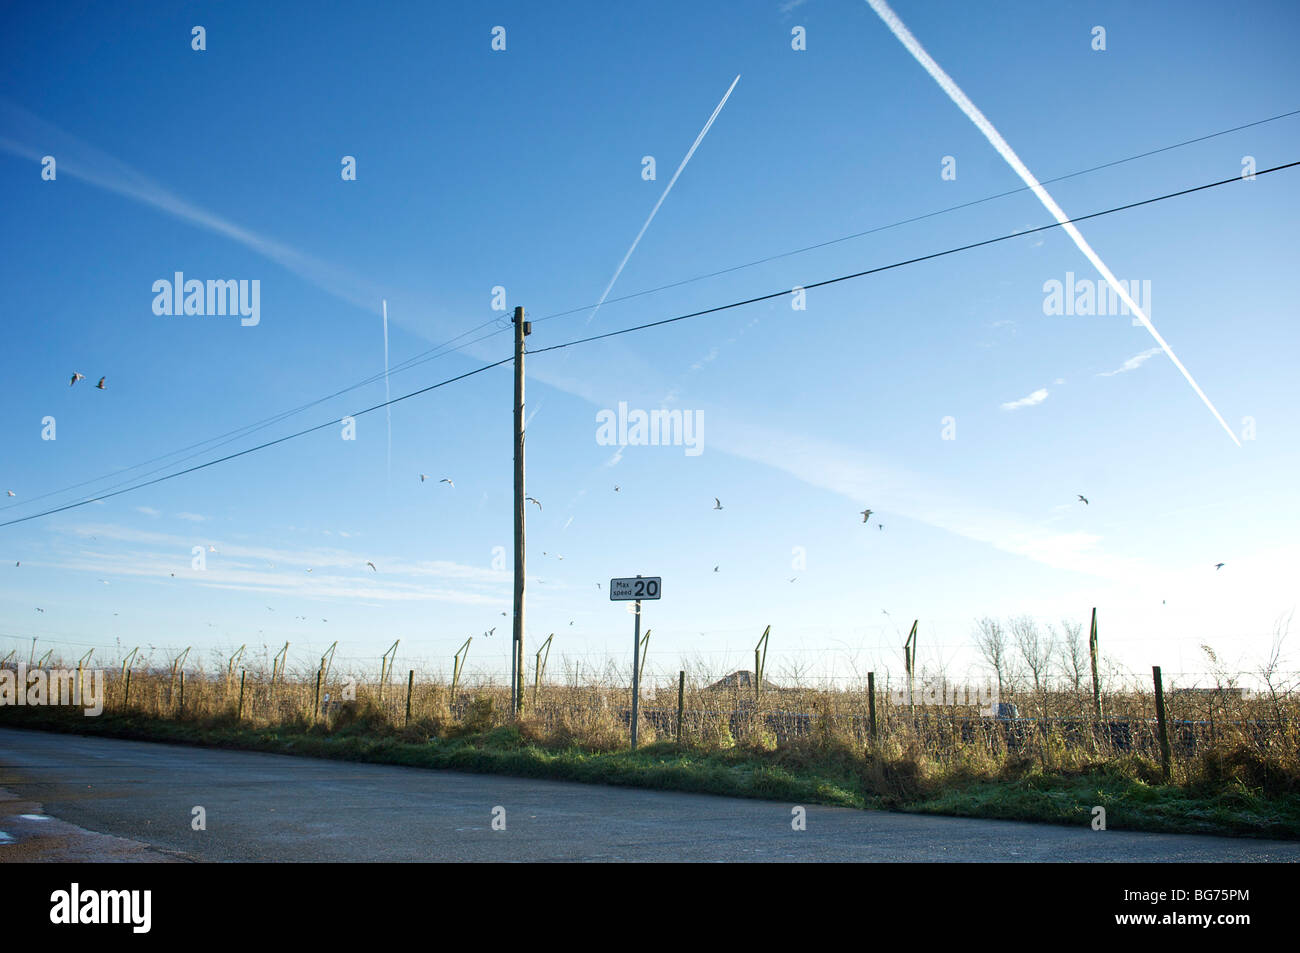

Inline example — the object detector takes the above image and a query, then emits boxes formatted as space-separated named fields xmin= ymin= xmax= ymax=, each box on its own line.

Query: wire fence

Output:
xmin=4 ymin=646 xmax=1296 ymax=766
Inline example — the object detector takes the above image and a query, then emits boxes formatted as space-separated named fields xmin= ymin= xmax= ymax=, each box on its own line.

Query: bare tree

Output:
xmin=1055 ymin=619 xmax=1087 ymax=707
xmin=1012 ymin=616 xmax=1055 ymax=722
xmin=779 ymin=655 xmax=814 ymax=691
xmin=1012 ymin=615 xmax=1055 ymax=694
xmin=1257 ymin=611 xmax=1294 ymax=725
xmin=972 ymin=617 xmax=1013 ymax=697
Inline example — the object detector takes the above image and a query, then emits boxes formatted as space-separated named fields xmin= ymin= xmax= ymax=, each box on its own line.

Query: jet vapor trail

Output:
xmin=864 ymin=0 xmax=1240 ymax=446
xmin=585 ymin=74 xmax=742 ymax=326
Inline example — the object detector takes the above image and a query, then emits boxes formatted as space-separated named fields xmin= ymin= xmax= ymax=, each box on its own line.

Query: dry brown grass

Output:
xmin=6 ymin=654 xmax=1298 ymax=794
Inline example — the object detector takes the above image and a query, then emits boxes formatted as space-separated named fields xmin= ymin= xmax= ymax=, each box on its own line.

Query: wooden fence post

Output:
xmin=676 ymin=670 xmax=685 ymax=744
xmin=313 ymin=667 xmax=322 ymax=723
xmin=405 ymin=670 xmax=414 ymax=726
xmin=179 ymin=671 xmax=185 ymax=714
xmin=1153 ymin=665 xmax=1172 ymax=781
xmin=868 ymin=671 xmax=878 ymax=742
xmin=1089 ymin=608 xmax=1103 ymax=720
xmin=238 ymin=670 xmax=246 ymax=720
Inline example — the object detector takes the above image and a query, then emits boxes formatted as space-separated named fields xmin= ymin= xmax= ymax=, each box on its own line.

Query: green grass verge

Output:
xmin=2 ymin=707 xmax=1296 ymax=840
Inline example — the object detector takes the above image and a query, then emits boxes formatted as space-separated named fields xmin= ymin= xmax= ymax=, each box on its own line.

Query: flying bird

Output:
xmin=35 ymin=607 xmax=43 ymax=612
xmin=569 ymin=621 xmax=574 ymax=626
xmin=485 ymin=627 xmax=496 ymax=637
xmin=614 ymin=485 xmax=620 ymax=492
xmin=366 ymin=561 xmax=377 ymax=572
xmin=789 ymin=577 xmax=797 ymax=583
xmin=208 ymin=545 xmax=217 ymax=553
xmin=440 ymin=478 xmax=454 ymax=487
xmin=526 ymin=497 xmax=542 ymax=510
xmin=714 ymin=498 xmax=723 ymax=510
xmin=713 ymin=565 xmax=719 ymax=572
xmin=861 ymin=509 xmax=872 ymax=523
xmin=419 ymin=474 xmax=428 ymax=482
xmin=1215 ymin=563 xmax=1225 ymax=570
xmin=96 ymin=377 xmax=106 ymax=390
xmin=305 ymin=568 xmax=312 ymax=573
xmin=69 ymin=373 xmax=85 ymax=386
xmin=1077 ymin=495 xmax=1089 ymax=505
xmin=878 ymin=524 xmax=884 ymax=531
xmin=6 ymin=490 xmax=15 ymax=497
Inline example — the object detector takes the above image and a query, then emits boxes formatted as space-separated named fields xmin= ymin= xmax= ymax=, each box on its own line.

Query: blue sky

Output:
xmin=2 ymin=0 xmax=1298 ymax=691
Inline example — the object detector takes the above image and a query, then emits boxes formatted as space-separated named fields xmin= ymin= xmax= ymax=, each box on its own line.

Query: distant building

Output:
xmin=704 ymin=670 xmax=783 ymax=694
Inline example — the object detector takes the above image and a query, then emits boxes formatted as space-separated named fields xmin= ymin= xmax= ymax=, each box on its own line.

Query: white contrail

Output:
xmin=382 ymin=299 xmax=392 ymax=481
xmin=531 ymin=75 xmax=741 ymax=429
xmin=864 ymin=0 xmax=1240 ymax=446
xmin=585 ymin=74 xmax=741 ymax=326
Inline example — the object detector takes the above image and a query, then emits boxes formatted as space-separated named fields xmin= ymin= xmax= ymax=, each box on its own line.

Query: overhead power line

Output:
xmin=530 ymin=161 xmax=1299 ymax=355
xmin=1 ymin=160 xmax=1294 ymax=530
xmin=0 ymin=357 xmax=514 ymax=528
xmin=0 ymin=318 xmax=510 ymax=515
xmin=531 ymin=108 xmax=1300 ymax=324
xmin=9 ymin=110 xmax=1293 ymax=517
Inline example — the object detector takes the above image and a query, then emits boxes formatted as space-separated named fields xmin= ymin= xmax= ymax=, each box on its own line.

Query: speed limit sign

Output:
xmin=609 ymin=576 xmax=661 ymax=601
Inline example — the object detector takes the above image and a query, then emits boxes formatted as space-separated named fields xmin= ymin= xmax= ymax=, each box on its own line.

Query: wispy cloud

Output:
xmin=56 ymin=523 xmax=508 ymax=605
xmin=1001 ymin=388 xmax=1049 ymax=411
xmin=689 ymin=347 xmax=720 ymax=371
xmin=175 ymin=512 xmax=207 ymax=522
xmin=1098 ymin=347 xmax=1164 ymax=377
xmin=0 ymin=99 xmax=382 ymax=314
xmin=134 ymin=506 xmax=160 ymax=517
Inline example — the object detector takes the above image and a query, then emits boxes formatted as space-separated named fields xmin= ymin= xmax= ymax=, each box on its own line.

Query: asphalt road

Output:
xmin=1 ymin=728 xmax=1296 ymax=862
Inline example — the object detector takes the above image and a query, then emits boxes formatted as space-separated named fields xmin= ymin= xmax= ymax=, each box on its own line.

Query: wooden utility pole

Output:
xmin=512 ymin=305 xmax=530 ymax=716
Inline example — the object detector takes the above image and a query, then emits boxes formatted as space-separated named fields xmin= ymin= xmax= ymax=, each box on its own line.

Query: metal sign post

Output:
xmin=631 ymin=593 xmax=641 ymax=749
xmin=610 ymin=575 xmax=662 ymax=750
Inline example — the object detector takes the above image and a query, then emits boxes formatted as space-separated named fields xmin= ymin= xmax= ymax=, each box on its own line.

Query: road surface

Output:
xmin=1 ymin=728 xmax=1296 ymax=862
